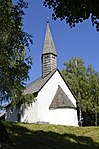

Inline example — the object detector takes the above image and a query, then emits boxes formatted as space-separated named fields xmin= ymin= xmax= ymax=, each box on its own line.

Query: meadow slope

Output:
xmin=0 ymin=122 xmax=99 ymax=149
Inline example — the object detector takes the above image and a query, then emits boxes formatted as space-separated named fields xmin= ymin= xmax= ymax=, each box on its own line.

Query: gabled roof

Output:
xmin=24 ymin=69 xmax=77 ymax=108
xmin=42 ymin=22 xmax=57 ymax=56
xmin=24 ymin=69 xmax=57 ymax=95
xmin=49 ymin=85 xmax=76 ymax=109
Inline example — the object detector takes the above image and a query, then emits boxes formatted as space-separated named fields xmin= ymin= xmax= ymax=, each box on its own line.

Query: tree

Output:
xmin=61 ymin=58 xmax=88 ymax=122
xmin=0 ymin=0 xmax=34 ymax=142
xmin=87 ymin=65 xmax=99 ymax=125
xmin=43 ymin=0 xmax=99 ymax=31
xmin=0 ymin=0 xmax=34 ymax=107
xmin=61 ymin=57 xmax=99 ymax=126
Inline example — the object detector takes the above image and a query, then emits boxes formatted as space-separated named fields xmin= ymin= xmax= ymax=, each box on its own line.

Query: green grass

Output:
xmin=0 ymin=122 xmax=99 ymax=149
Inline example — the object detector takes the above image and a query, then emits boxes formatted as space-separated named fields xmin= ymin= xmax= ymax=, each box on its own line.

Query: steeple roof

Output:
xmin=42 ymin=21 xmax=57 ymax=56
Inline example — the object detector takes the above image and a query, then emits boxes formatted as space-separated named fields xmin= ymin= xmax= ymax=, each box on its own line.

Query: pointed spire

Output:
xmin=42 ymin=21 xmax=57 ymax=56
xmin=42 ymin=20 xmax=57 ymax=78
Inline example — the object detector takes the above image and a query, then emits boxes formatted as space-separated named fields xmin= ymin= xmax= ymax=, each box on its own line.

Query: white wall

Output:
xmin=49 ymin=108 xmax=78 ymax=126
xmin=21 ymin=100 xmax=38 ymax=123
xmin=37 ymin=70 xmax=78 ymax=126
xmin=6 ymin=99 xmax=38 ymax=123
xmin=6 ymin=105 xmax=20 ymax=122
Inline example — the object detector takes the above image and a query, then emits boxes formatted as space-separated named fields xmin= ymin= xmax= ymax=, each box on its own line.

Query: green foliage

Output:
xmin=43 ymin=0 xmax=99 ymax=31
xmin=11 ymin=93 xmax=35 ymax=109
xmin=1 ymin=122 xmax=99 ymax=149
xmin=0 ymin=0 xmax=34 ymax=105
xmin=61 ymin=57 xmax=99 ymax=125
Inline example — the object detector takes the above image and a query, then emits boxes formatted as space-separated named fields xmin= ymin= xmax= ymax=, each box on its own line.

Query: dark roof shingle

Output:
xmin=49 ymin=85 xmax=76 ymax=109
xmin=24 ymin=69 xmax=56 ymax=95
xmin=42 ymin=22 xmax=57 ymax=56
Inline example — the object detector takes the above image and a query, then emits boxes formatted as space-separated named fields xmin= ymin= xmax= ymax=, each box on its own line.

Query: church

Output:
xmin=5 ymin=21 xmax=78 ymax=126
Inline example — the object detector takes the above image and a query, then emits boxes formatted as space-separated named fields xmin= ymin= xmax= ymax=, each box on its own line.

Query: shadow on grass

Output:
xmin=1 ymin=122 xmax=99 ymax=149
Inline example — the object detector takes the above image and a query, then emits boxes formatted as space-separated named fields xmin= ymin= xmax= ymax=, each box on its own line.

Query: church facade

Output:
xmin=5 ymin=21 xmax=78 ymax=126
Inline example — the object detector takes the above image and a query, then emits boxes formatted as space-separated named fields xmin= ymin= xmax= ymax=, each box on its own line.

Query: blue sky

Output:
xmin=22 ymin=1 xmax=99 ymax=84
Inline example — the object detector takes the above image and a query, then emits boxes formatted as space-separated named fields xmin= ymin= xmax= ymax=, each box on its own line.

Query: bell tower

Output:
xmin=42 ymin=20 xmax=57 ymax=78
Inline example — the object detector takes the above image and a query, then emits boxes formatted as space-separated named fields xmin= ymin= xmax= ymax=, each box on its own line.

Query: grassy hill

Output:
xmin=0 ymin=122 xmax=99 ymax=149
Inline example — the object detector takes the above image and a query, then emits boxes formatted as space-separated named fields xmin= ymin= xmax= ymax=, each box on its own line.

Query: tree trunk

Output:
xmin=78 ymin=108 xmax=83 ymax=126
xmin=0 ymin=121 xmax=9 ymax=142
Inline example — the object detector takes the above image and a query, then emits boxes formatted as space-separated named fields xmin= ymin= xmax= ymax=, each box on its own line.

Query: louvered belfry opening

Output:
xmin=42 ymin=21 xmax=57 ymax=78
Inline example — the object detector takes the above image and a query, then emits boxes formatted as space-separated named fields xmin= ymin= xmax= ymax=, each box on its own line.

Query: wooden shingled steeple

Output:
xmin=42 ymin=20 xmax=57 ymax=78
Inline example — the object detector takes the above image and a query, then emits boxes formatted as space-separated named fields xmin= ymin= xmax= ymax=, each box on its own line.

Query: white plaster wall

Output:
xmin=6 ymin=106 xmax=20 ymax=122
xmin=49 ymin=108 xmax=78 ymax=126
xmin=37 ymin=70 xmax=78 ymax=126
xmin=21 ymin=100 xmax=38 ymax=123
xmin=6 ymin=100 xmax=38 ymax=123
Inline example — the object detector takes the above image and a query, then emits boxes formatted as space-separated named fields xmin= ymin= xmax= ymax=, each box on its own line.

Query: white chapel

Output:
xmin=5 ymin=21 xmax=78 ymax=126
